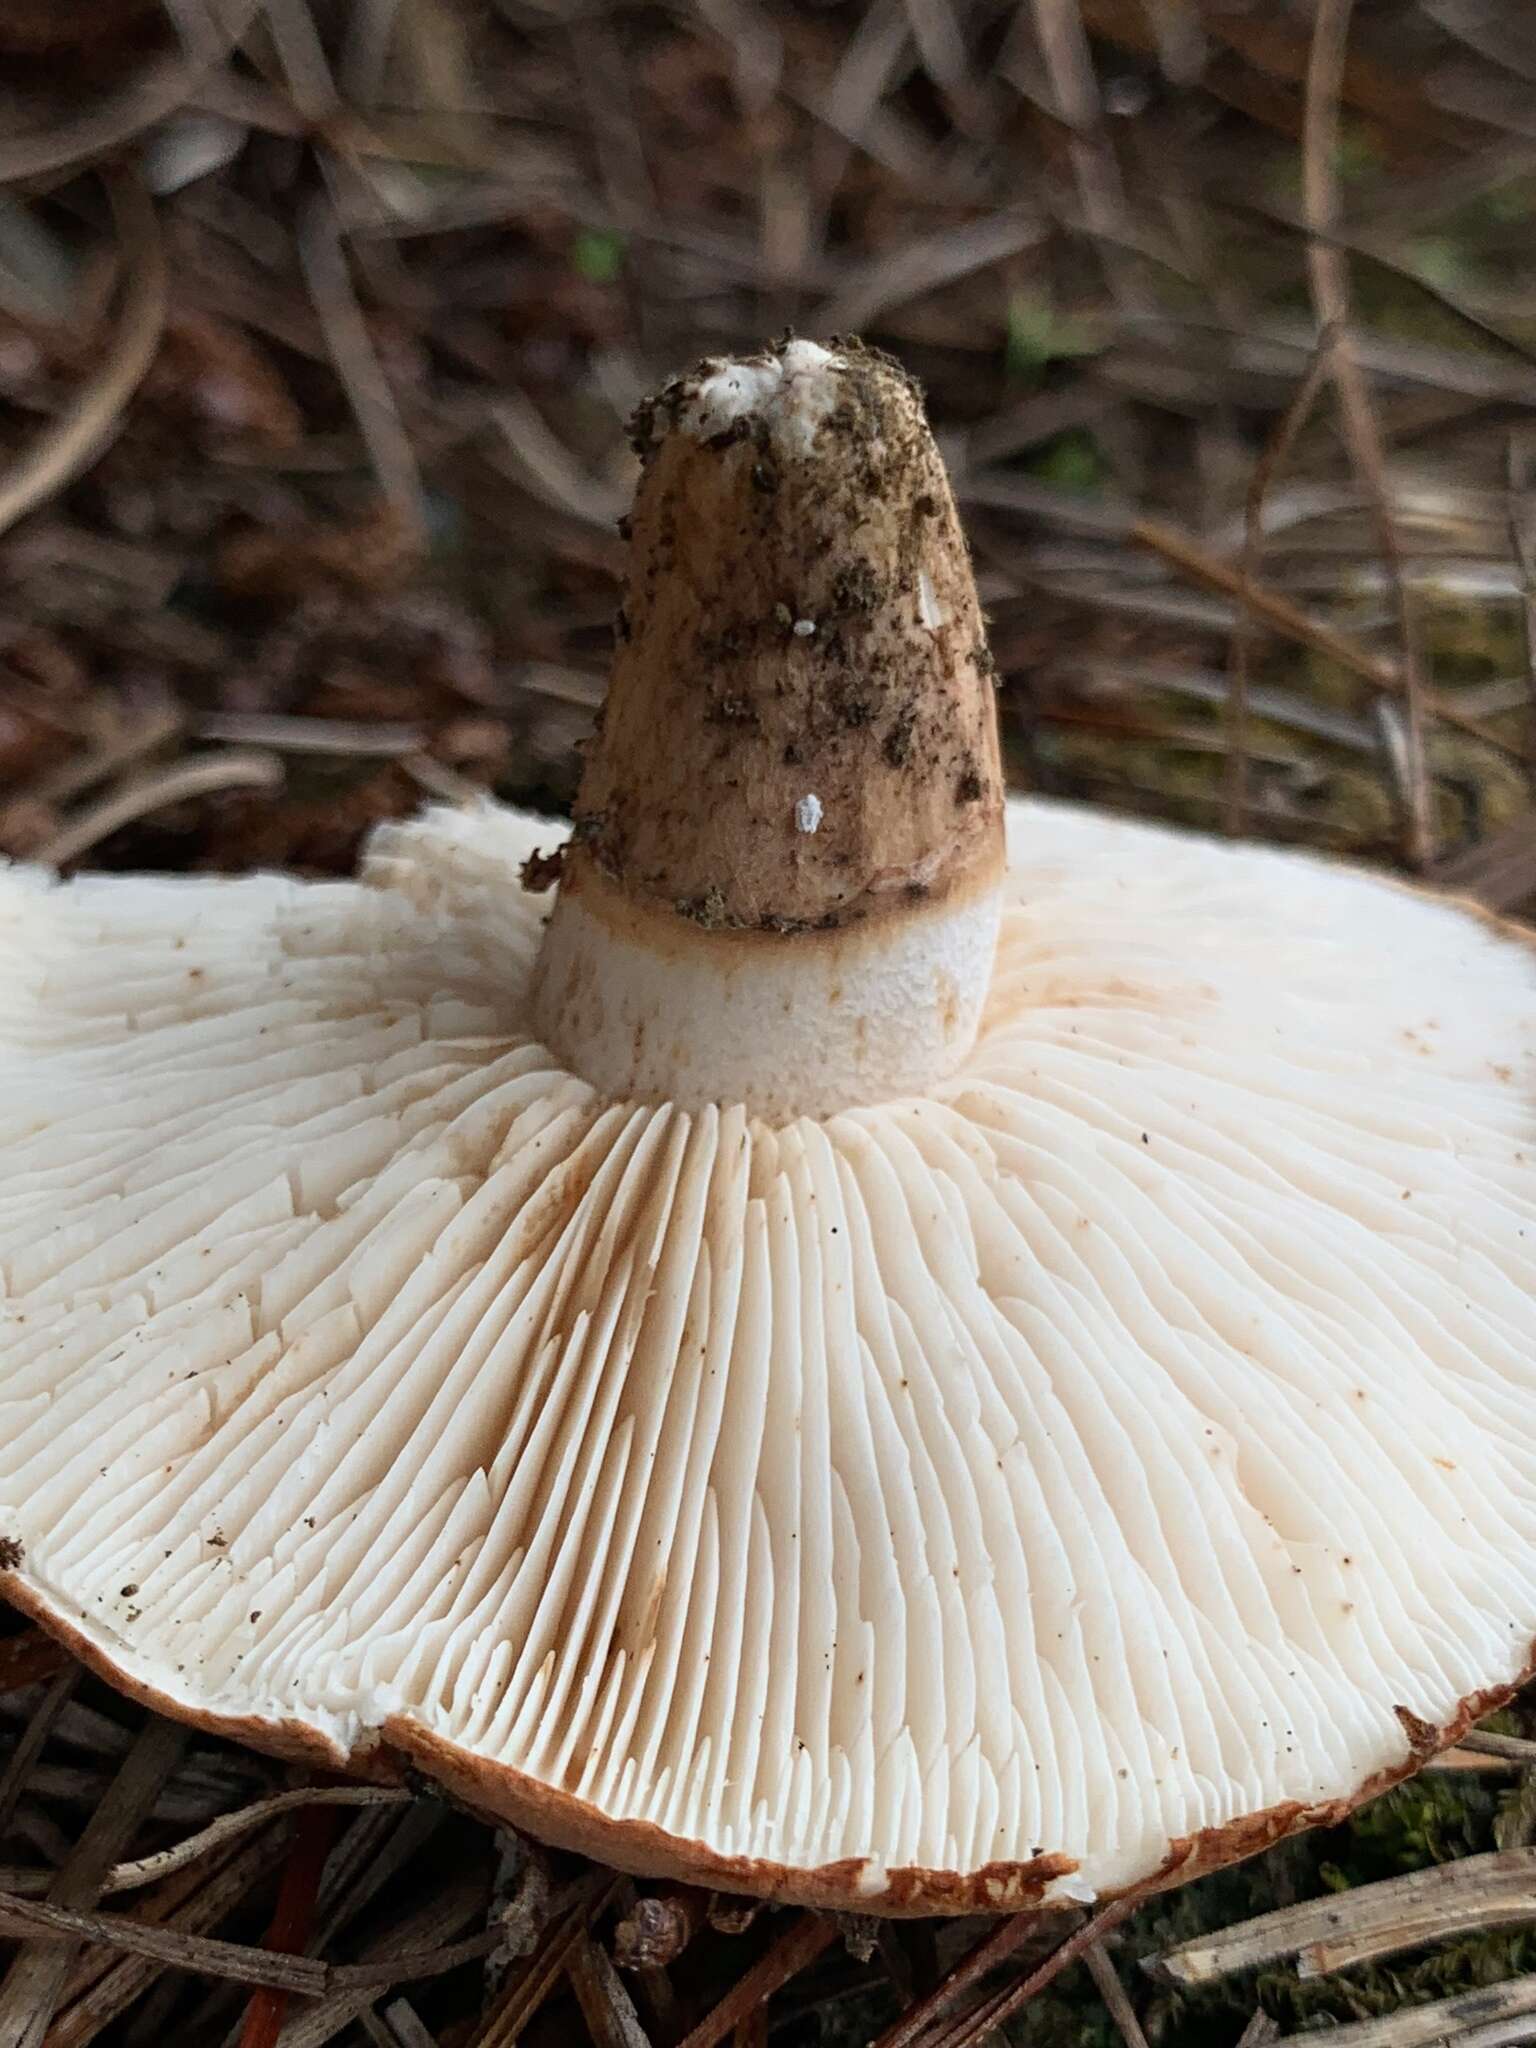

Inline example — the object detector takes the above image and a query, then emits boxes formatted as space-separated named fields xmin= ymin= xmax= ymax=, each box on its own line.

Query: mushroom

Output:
xmin=3 ymin=336 xmax=1536 ymax=1917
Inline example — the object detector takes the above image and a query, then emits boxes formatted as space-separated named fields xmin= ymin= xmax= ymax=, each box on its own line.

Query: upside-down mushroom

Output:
xmin=3 ymin=338 xmax=1536 ymax=1915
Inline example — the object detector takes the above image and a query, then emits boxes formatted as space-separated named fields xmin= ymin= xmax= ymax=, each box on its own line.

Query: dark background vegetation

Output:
xmin=3 ymin=0 xmax=1536 ymax=899
xmin=3 ymin=0 xmax=1536 ymax=2042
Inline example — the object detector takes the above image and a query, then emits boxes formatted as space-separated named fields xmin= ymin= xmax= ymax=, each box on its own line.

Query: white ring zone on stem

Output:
xmin=533 ymin=865 xmax=1003 ymax=1122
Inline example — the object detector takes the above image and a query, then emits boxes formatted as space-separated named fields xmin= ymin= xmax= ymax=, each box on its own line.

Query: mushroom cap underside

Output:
xmin=2 ymin=798 xmax=1535 ymax=1913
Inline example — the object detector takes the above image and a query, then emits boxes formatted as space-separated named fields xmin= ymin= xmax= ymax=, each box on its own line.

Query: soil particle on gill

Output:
xmin=520 ymin=843 xmax=566 ymax=893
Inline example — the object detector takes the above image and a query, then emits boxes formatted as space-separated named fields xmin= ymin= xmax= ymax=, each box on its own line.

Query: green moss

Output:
xmin=1266 ymin=124 xmax=1385 ymax=208
xmin=1004 ymin=294 xmax=1102 ymax=384
xmin=967 ymin=1762 xmax=1535 ymax=2048
xmin=1034 ymin=578 xmax=1536 ymax=865
xmin=570 ymin=228 xmax=626 ymax=283
xmin=1419 ymin=595 xmax=1527 ymax=689
xmin=1023 ymin=428 xmax=1108 ymax=493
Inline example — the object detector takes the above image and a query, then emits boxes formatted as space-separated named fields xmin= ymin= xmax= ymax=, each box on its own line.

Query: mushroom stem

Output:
xmin=531 ymin=337 xmax=1005 ymax=1120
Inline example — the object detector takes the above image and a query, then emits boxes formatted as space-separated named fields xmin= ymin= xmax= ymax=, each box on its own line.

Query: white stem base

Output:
xmin=532 ymin=864 xmax=1001 ymax=1121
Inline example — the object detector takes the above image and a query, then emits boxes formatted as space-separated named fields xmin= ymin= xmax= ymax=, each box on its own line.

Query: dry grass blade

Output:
xmin=567 ymin=1931 xmax=653 ymax=2048
xmin=468 ymin=1874 xmax=622 ymax=2048
xmin=371 ymin=1998 xmax=439 ymax=2048
xmin=45 ymin=1823 xmax=291 ymax=2048
xmin=239 ymin=1804 xmax=340 ymax=2048
xmin=1141 ymin=313 xmax=1536 ymax=409
xmin=571 ymin=20 xmax=657 ymax=229
xmin=962 ymin=469 xmax=1136 ymax=536
xmin=1424 ymin=0 xmax=1536 ymax=80
xmin=195 ymin=714 xmax=426 ymax=756
xmin=0 ymin=173 xmax=167 ymax=543
xmin=0 ymin=1718 xmax=186 ymax=2048
xmin=0 ymin=1638 xmax=70 ymax=1703
xmin=819 ymin=210 xmax=1046 ymax=334
xmin=1262 ymin=1973 xmax=1536 ymax=2048
xmin=1445 ymin=2018 xmax=1536 ymax=2048
xmin=818 ymin=0 xmax=911 ymax=148
xmin=296 ymin=194 xmax=426 ymax=548
xmin=1428 ymin=1747 xmax=1524 ymax=1775
xmin=340 ymin=0 xmax=407 ymax=106
xmin=15 ymin=708 xmax=185 ymax=820
xmin=324 ymin=1928 xmax=501 ymax=1994
xmin=1301 ymin=0 xmax=1432 ymax=868
xmin=35 ymin=752 xmax=285 ymax=869
xmin=0 ymin=1893 xmax=497 ymax=1999
xmin=0 ymin=1898 xmax=320 ymax=2000
xmin=1213 ymin=188 xmax=1536 ymax=378
xmin=403 ymin=754 xmax=480 ymax=804
xmin=887 ymin=1896 xmax=1138 ymax=2048
xmin=1070 ymin=657 xmax=1374 ymax=749
xmin=674 ymin=1915 xmax=836 ymax=2048
xmin=271 ymin=1874 xmax=487 ymax=2048
xmin=1225 ymin=324 xmax=1338 ymax=836
xmin=1462 ymin=1732 xmax=1536 ymax=1764
xmin=263 ymin=0 xmax=342 ymax=123
xmin=900 ymin=0 xmax=967 ymax=99
xmin=0 ymin=1 xmax=262 ymax=183
xmin=1029 ymin=0 xmax=1144 ymax=313
xmin=490 ymin=392 xmax=632 ymax=531
xmin=863 ymin=1910 xmax=1066 ymax=2048
xmin=310 ymin=1804 xmax=445 ymax=1959
xmin=1507 ymin=430 xmax=1536 ymax=761
xmin=1084 ymin=1937 xmax=1151 ymax=2048
xmin=1130 ymin=518 xmax=1528 ymax=760
xmin=1236 ymin=2016 xmax=1281 ymax=2048
xmin=1433 ymin=817 xmax=1536 ymax=909
xmin=1153 ymin=1846 xmax=1536 ymax=1986
xmin=1141 ymin=0 xmax=1204 ymax=82
xmin=0 ymin=1674 xmax=75 ymax=1849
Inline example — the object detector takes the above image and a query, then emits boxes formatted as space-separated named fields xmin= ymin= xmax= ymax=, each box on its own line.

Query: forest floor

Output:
xmin=3 ymin=1 xmax=1536 ymax=2042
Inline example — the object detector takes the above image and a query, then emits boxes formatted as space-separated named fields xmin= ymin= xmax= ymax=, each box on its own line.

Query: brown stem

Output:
xmin=565 ymin=337 xmax=1004 ymax=937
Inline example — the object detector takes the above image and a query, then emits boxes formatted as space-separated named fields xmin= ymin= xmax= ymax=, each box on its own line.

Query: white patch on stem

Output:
xmin=795 ymin=793 xmax=824 ymax=834
xmin=917 ymin=569 xmax=946 ymax=632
